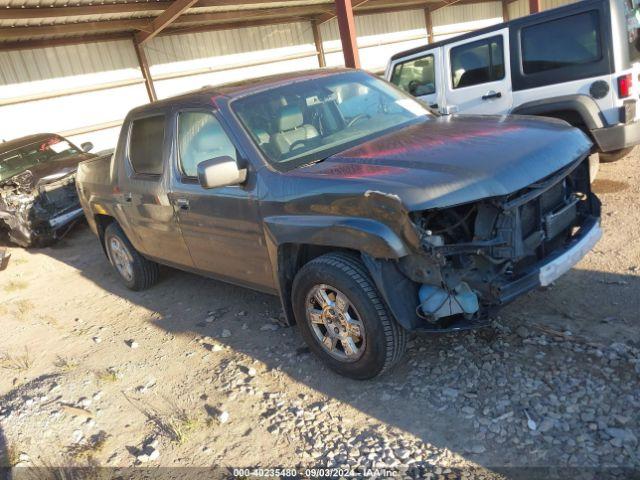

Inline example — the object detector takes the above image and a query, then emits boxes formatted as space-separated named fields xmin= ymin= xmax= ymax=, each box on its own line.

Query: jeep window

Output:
xmin=450 ymin=36 xmax=505 ymax=89
xmin=521 ymin=12 xmax=602 ymax=75
xmin=390 ymin=54 xmax=436 ymax=97
xmin=0 ymin=135 xmax=80 ymax=182
xmin=624 ymin=0 xmax=640 ymax=63
xmin=128 ymin=115 xmax=165 ymax=176
xmin=232 ymin=71 xmax=433 ymax=170
xmin=178 ymin=111 xmax=237 ymax=178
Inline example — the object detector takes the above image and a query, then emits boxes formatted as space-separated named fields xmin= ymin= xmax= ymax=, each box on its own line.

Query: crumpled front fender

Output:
xmin=262 ymin=215 xmax=410 ymax=260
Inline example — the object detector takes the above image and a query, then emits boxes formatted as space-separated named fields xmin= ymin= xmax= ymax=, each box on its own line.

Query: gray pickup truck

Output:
xmin=76 ymin=69 xmax=602 ymax=379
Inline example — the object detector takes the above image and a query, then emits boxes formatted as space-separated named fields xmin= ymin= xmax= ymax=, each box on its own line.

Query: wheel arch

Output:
xmin=265 ymin=215 xmax=411 ymax=326
xmin=94 ymin=213 xmax=116 ymax=257
xmin=511 ymin=94 xmax=606 ymax=132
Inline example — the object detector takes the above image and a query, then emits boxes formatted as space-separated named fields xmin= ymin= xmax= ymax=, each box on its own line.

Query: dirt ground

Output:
xmin=0 ymin=149 xmax=639 ymax=478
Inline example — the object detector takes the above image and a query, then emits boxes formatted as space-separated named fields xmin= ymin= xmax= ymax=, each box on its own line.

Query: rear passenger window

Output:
xmin=390 ymin=54 xmax=436 ymax=97
xmin=129 ymin=116 xmax=165 ymax=176
xmin=451 ymin=36 xmax=504 ymax=89
xmin=522 ymin=12 xmax=602 ymax=75
xmin=178 ymin=112 xmax=237 ymax=178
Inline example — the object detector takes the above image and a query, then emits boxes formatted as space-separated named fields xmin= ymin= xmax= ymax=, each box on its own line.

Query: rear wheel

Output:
xmin=292 ymin=252 xmax=407 ymax=379
xmin=104 ymin=223 xmax=159 ymax=291
xmin=599 ymin=147 xmax=634 ymax=163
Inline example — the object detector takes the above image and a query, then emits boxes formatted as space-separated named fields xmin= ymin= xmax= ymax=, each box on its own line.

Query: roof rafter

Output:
xmin=316 ymin=0 xmax=370 ymax=24
xmin=0 ymin=0 xmax=499 ymax=44
xmin=0 ymin=4 xmax=329 ymax=41
xmin=135 ymin=0 xmax=200 ymax=44
xmin=0 ymin=0 xmax=332 ymax=20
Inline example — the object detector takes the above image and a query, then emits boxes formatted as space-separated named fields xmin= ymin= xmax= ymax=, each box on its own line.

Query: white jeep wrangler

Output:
xmin=386 ymin=0 xmax=640 ymax=163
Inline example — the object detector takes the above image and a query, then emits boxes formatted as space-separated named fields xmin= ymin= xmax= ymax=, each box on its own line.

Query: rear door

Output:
xmin=117 ymin=113 xmax=193 ymax=268
xmin=443 ymin=29 xmax=513 ymax=114
xmin=387 ymin=47 xmax=444 ymax=110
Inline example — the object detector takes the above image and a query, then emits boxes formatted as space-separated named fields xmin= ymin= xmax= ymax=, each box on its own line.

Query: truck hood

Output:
xmin=289 ymin=115 xmax=592 ymax=210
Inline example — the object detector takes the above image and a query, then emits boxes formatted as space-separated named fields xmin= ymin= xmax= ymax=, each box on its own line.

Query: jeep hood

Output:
xmin=289 ymin=115 xmax=592 ymax=210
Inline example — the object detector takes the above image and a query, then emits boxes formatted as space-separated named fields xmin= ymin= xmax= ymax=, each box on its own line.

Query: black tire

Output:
xmin=292 ymin=252 xmax=407 ymax=380
xmin=599 ymin=147 xmax=634 ymax=163
xmin=104 ymin=223 xmax=159 ymax=291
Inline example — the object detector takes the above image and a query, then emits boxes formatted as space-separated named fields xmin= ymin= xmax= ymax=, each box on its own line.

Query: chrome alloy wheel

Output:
xmin=305 ymin=284 xmax=366 ymax=362
xmin=108 ymin=236 xmax=134 ymax=282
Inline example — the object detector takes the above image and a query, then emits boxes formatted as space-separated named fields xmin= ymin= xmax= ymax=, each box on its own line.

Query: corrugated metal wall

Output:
xmin=508 ymin=0 xmax=578 ymax=20
xmin=146 ymin=22 xmax=320 ymax=99
xmin=0 ymin=39 xmax=147 ymax=150
xmin=0 ymin=0 xmax=577 ymax=150
xmin=432 ymin=2 xmax=503 ymax=40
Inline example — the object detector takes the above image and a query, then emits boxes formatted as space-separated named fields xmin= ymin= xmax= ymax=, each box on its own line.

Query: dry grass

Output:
xmin=165 ymin=413 xmax=201 ymax=445
xmin=30 ymin=453 xmax=111 ymax=480
xmin=67 ymin=431 xmax=109 ymax=460
xmin=14 ymin=299 xmax=34 ymax=319
xmin=0 ymin=347 xmax=34 ymax=372
xmin=54 ymin=356 xmax=78 ymax=372
xmin=125 ymin=394 xmax=201 ymax=445
xmin=4 ymin=279 xmax=28 ymax=292
xmin=94 ymin=368 xmax=118 ymax=384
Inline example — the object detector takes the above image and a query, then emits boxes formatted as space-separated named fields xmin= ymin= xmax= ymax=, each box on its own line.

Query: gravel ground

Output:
xmin=0 ymin=150 xmax=639 ymax=479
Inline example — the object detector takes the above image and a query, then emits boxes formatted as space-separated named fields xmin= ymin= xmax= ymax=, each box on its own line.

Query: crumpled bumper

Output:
xmin=48 ymin=207 xmax=84 ymax=229
xmin=492 ymin=216 xmax=602 ymax=304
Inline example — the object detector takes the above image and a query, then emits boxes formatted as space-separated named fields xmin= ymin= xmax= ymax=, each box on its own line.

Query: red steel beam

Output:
xmin=424 ymin=7 xmax=434 ymax=43
xmin=335 ymin=0 xmax=360 ymax=68
xmin=133 ymin=40 xmax=157 ymax=102
xmin=529 ymin=0 xmax=540 ymax=13
xmin=311 ymin=19 xmax=327 ymax=67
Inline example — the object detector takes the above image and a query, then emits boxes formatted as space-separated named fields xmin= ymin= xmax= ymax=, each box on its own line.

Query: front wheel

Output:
xmin=104 ymin=223 xmax=159 ymax=291
xmin=292 ymin=252 xmax=407 ymax=379
xmin=599 ymin=147 xmax=634 ymax=163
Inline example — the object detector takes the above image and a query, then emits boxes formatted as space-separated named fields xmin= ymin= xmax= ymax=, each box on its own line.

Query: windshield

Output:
xmin=232 ymin=71 xmax=433 ymax=170
xmin=624 ymin=0 xmax=640 ymax=62
xmin=0 ymin=135 xmax=80 ymax=182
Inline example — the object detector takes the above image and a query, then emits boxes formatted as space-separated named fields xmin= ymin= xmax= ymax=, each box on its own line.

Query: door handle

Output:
xmin=174 ymin=198 xmax=190 ymax=211
xmin=482 ymin=91 xmax=502 ymax=100
xmin=124 ymin=192 xmax=132 ymax=203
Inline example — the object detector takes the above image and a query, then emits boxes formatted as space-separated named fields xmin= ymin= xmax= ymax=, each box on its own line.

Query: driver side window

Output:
xmin=390 ymin=54 xmax=436 ymax=97
xmin=178 ymin=111 xmax=237 ymax=178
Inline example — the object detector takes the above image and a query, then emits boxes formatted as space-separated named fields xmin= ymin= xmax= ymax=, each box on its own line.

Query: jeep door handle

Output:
xmin=174 ymin=198 xmax=190 ymax=210
xmin=482 ymin=91 xmax=502 ymax=100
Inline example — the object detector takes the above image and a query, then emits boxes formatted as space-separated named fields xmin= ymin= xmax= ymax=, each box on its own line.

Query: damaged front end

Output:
xmin=0 ymin=170 xmax=84 ymax=247
xmin=390 ymin=156 xmax=601 ymax=332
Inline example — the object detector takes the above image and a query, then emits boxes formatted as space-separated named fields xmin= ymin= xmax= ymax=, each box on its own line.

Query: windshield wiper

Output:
xmin=296 ymin=157 xmax=329 ymax=169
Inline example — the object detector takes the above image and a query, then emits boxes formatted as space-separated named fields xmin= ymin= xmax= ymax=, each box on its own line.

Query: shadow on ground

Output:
xmin=4 ymin=222 xmax=640 ymax=477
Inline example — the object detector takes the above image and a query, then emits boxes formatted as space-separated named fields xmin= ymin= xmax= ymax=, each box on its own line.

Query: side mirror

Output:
xmin=197 ymin=156 xmax=247 ymax=189
xmin=81 ymin=142 xmax=94 ymax=152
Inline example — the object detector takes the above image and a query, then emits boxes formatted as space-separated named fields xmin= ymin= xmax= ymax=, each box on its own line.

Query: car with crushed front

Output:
xmin=0 ymin=133 xmax=96 ymax=247
xmin=75 ymin=69 xmax=602 ymax=379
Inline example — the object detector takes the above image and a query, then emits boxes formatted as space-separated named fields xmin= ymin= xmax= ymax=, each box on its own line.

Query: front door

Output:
xmin=118 ymin=113 xmax=193 ymax=268
xmin=443 ymin=29 xmax=513 ymax=114
xmin=388 ymin=47 xmax=443 ymax=110
xmin=168 ymin=110 xmax=274 ymax=291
